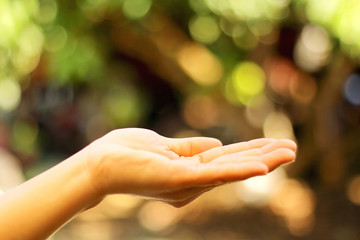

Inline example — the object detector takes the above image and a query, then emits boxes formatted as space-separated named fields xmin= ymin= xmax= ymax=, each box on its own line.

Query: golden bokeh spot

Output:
xmin=263 ymin=111 xmax=295 ymax=140
xmin=347 ymin=175 xmax=360 ymax=205
xmin=177 ymin=43 xmax=223 ymax=86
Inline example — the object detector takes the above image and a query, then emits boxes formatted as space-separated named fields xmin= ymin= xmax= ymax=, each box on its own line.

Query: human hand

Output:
xmin=84 ymin=128 xmax=296 ymax=207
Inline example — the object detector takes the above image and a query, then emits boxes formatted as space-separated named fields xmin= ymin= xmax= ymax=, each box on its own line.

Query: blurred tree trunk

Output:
xmin=290 ymin=51 xmax=355 ymax=187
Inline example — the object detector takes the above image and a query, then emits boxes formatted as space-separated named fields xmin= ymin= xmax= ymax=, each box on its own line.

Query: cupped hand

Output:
xmin=84 ymin=128 xmax=296 ymax=207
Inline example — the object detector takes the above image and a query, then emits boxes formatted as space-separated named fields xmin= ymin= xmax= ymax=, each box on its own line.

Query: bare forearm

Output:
xmin=0 ymin=151 xmax=101 ymax=240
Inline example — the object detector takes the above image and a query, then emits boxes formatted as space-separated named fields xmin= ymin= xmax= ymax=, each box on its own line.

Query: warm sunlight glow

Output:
xmin=269 ymin=179 xmax=315 ymax=236
xmin=138 ymin=201 xmax=181 ymax=232
xmin=236 ymin=167 xmax=287 ymax=206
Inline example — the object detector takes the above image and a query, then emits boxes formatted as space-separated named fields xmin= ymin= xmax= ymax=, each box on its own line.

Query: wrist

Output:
xmin=80 ymin=142 xmax=113 ymax=200
xmin=67 ymin=147 xmax=106 ymax=209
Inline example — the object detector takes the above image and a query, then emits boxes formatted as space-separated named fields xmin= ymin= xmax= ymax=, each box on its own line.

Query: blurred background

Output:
xmin=1 ymin=0 xmax=360 ymax=239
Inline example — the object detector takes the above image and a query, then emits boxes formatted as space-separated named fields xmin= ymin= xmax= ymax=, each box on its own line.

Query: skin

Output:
xmin=0 ymin=128 xmax=297 ymax=240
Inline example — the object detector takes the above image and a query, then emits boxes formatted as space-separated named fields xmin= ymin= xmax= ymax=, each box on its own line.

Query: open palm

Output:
xmin=85 ymin=128 xmax=296 ymax=207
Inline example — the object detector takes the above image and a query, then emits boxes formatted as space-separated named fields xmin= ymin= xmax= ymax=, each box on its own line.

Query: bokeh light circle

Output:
xmin=344 ymin=74 xmax=360 ymax=105
xmin=347 ymin=175 xmax=360 ymax=205
xmin=189 ymin=15 xmax=221 ymax=44
xmin=0 ymin=78 xmax=21 ymax=112
xmin=226 ymin=61 xmax=265 ymax=105
xmin=122 ymin=0 xmax=152 ymax=20
xmin=45 ymin=25 xmax=68 ymax=52
xmin=263 ymin=111 xmax=295 ymax=140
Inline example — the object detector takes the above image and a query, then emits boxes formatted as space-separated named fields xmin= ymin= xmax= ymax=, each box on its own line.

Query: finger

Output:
xmin=211 ymin=148 xmax=296 ymax=171
xmin=182 ymin=162 xmax=269 ymax=187
xmin=196 ymin=138 xmax=276 ymax=163
xmin=209 ymin=149 xmax=264 ymax=164
xmin=261 ymin=148 xmax=296 ymax=172
xmin=166 ymin=137 xmax=222 ymax=157
xmin=210 ymin=140 xmax=297 ymax=164
xmin=261 ymin=139 xmax=297 ymax=154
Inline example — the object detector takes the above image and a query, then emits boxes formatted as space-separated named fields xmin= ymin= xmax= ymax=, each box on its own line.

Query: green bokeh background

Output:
xmin=1 ymin=0 xmax=360 ymax=239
